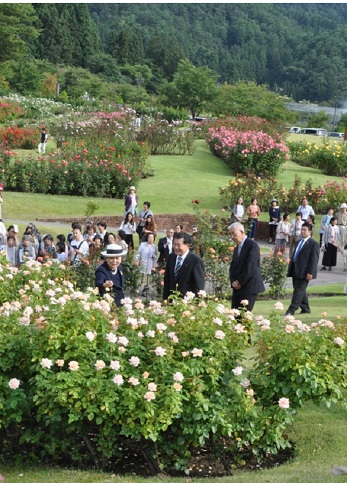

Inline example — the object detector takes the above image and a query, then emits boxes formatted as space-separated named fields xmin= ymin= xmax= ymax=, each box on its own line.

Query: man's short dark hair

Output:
xmin=97 ymin=221 xmax=107 ymax=228
xmin=301 ymin=222 xmax=312 ymax=231
xmin=173 ymin=232 xmax=192 ymax=245
xmin=144 ymin=201 xmax=151 ymax=208
xmin=73 ymin=223 xmax=82 ymax=232
xmin=296 ymin=212 xmax=302 ymax=217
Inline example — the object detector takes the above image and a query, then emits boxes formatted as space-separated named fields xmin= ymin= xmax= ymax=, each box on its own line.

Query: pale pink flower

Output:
xmin=56 ymin=359 xmax=64 ymax=367
xmin=173 ymin=372 xmax=184 ymax=382
xmin=213 ymin=317 xmax=223 ymax=326
xmin=274 ymin=302 xmax=284 ymax=311
xmin=181 ymin=351 xmax=190 ymax=357
xmin=197 ymin=289 xmax=207 ymax=297
xmin=334 ymin=337 xmax=345 ymax=346
xmin=110 ymin=360 xmax=121 ymax=370
xmin=129 ymin=356 xmax=141 ymax=367
xmin=234 ymin=323 xmax=246 ymax=333
xmin=174 ymin=382 xmax=182 ymax=392
xmin=285 ymin=325 xmax=295 ymax=333
xmin=113 ymin=374 xmax=124 ymax=386
xmin=8 ymin=378 xmax=20 ymax=390
xmin=106 ymin=332 xmax=117 ymax=343
xmin=191 ymin=348 xmax=203 ymax=357
xmin=85 ymin=331 xmax=95 ymax=341
xmin=183 ymin=291 xmax=196 ymax=303
xmin=40 ymin=358 xmax=53 ymax=369
xmin=118 ymin=336 xmax=129 ymax=346
xmin=241 ymin=299 xmax=249 ymax=306
xmin=138 ymin=331 xmax=144 ymax=338
xmin=148 ymin=382 xmax=157 ymax=392
xmin=215 ymin=330 xmax=226 ymax=340
xmin=142 ymin=371 xmax=149 ymax=379
xmin=154 ymin=346 xmax=166 ymax=357
xmin=69 ymin=361 xmax=79 ymax=371
xmin=144 ymin=391 xmax=156 ymax=401
xmin=95 ymin=360 xmax=106 ymax=370
xmin=232 ymin=366 xmax=243 ymax=376
xmin=246 ymin=388 xmax=254 ymax=397
xmin=146 ymin=330 xmax=156 ymax=338
xmin=241 ymin=378 xmax=250 ymax=388
xmin=118 ymin=346 xmax=126 ymax=353
xmin=156 ymin=323 xmax=167 ymax=331
xmin=128 ymin=377 xmax=140 ymax=386
xmin=172 ymin=336 xmax=179 ymax=343
xmin=19 ymin=317 xmax=30 ymax=326
xmin=278 ymin=397 xmax=290 ymax=409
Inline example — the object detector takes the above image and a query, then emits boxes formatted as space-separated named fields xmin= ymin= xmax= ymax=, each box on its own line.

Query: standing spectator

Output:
xmin=163 ymin=232 xmax=205 ymax=300
xmin=137 ymin=201 xmax=153 ymax=242
xmin=158 ymin=228 xmax=174 ymax=266
xmin=84 ymin=224 xmax=97 ymax=247
xmin=38 ymin=127 xmax=48 ymax=154
xmin=319 ymin=208 xmax=334 ymax=246
xmin=0 ymin=182 xmax=3 ymax=220
xmin=56 ymin=234 xmax=69 ymax=256
xmin=285 ymin=223 xmax=320 ymax=316
xmin=246 ymin=198 xmax=261 ymax=241
xmin=124 ymin=186 xmax=138 ymax=216
xmin=55 ymin=241 xmax=68 ymax=264
xmin=39 ymin=234 xmax=57 ymax=260
xmin=1 ymin=235 xmax=19 ymax=267
xmin=69 ymin=224 xmax=89 ymax=267
xmin=136 ymin=233 xmax=158 ymax=296
xmin=0 ymin=218 xmax=6 ymax=246
xmin=306 ymin=214 xmax=315 ymax=235
xmin=117 ymin=230 xmax=128 ymax=252
xmin=275 ymin=213 xmax=291 ymax=253
xmin=105 ymin=233 xmax=116 ymax=248
xmin=297 ymin=197 xmax=315 ymax=221
xmin=6 ymin=225 xmax=20 ymax=247
xmin=321 ymin=217 xmax=341 ymax=271
xmin=19 ymin=235 xmax=36 ymax=264
xmin=119 ymin=212 xmax=136 ymax=249
xmin=268 ymin=198 xmax=281 ymax=244
xmin=289 ymin=212 xmax=304 ymax=259
xmin=336 ymin=202 xmax=347 ymax=247
xmin=96 ymin=221 xmax=109 ymax=246
xmin=175 ymin=224 xmax=183 ymax=233
xmin=231 ymin=196 xmax=245 ymax=223
xmin=142 ymin=214 xmax=157 ymax=242
xmin=95 ymin=244 xmax=127 ymax=307
xmin=228 ymin=222 xmax=265 ymax=311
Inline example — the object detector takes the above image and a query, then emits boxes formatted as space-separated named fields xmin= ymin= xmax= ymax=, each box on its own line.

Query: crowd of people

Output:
xmin=231 ymin=196 xmax=347 ymax=272
xmin=1 ymin=180 xmax=347 ymax=315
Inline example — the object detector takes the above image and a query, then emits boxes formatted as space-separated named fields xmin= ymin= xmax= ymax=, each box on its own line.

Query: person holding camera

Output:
xmin=135 ymin=233 xmax=158 ymax=296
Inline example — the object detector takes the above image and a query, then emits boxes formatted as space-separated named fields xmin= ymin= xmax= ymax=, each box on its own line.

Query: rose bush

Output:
xmin=1 ymin=254 xmax=347 ymax=474
xmin=206 ymin=125 xmax=289 ymax=177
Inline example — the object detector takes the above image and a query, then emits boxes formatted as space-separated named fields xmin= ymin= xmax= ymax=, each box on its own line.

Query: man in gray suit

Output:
xmin=285 ymin=222 xmax=320 ymax=316
xmin=229 ymin=222 xmax=265 ymax=311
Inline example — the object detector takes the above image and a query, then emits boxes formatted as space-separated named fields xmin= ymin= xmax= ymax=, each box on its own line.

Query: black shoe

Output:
xmin=285 ymin=312 xmax=294 ymax=316
xmin=142 ymin=287 xmax=149 ymax=296
xmin=300 ymin=310 xmax=311 ymax=314
xmin=328 ymin=267 xmax=332 ymax=271
xmin=321 ymin=266 xmax=326 ymax=270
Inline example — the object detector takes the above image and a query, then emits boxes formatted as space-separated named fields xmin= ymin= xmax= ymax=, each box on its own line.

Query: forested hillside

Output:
xmin=87 ymin=3 xmax=347 ymax=103
xmin=1 ymin=3 xmax=347 ymax=105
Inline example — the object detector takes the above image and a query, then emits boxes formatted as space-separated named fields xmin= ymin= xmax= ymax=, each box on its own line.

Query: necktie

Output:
xmin=293 ymin=239 xmax=304 ymax=262
xmin=174 ymin=256 xmax=183 ymax=277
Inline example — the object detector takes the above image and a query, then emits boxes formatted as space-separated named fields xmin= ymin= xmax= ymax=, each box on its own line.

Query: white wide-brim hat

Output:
xmin=101 ymin=244 xmax=127 ymax=258
xmin=129 ymin=186 xmax=136 ymax=192
xmin=340 ymin=203 xmax=347 ymax=209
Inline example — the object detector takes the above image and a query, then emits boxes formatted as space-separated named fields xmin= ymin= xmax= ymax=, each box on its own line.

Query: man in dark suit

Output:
xmin=158 ymin=228 xmax=174 ymax=266
xmin=163 ymin=232 xmax=205 ymax=300
xmin=229 ymin=222 xmax=265 ymax=311
xmin=285 ymin=222 xmax=320 ymax=315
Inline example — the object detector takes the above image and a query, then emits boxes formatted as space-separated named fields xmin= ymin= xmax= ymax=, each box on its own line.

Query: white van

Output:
xmin=298 ymin=128 xmax=328 ymax=136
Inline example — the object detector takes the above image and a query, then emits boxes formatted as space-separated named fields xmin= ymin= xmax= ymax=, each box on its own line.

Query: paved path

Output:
xmin=258 ymin=241 xmax=347 ymax=288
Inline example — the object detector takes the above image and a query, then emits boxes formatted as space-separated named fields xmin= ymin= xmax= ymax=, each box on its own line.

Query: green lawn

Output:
xmin=3 ymin=136 xmax=345 ymax=222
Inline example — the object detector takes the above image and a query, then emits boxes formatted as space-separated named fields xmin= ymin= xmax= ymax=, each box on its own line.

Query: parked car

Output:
xmin=298 ymin=128 xmax=328 ymax=136
xmin=328 ymin=132 xmax=344 ymax=138
xmin=288 ymin=126 xmax=301 ymax=133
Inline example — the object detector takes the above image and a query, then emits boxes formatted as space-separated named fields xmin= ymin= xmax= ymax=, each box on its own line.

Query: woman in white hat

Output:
xmin=95 ymin=244 xmax=127 ymax=306
xmin=124 ymin=186 xmax=138 ymax=216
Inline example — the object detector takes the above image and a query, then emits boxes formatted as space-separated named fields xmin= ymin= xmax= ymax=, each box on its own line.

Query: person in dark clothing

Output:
xmin=95 ymin=244 xmax=127 ymax=307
